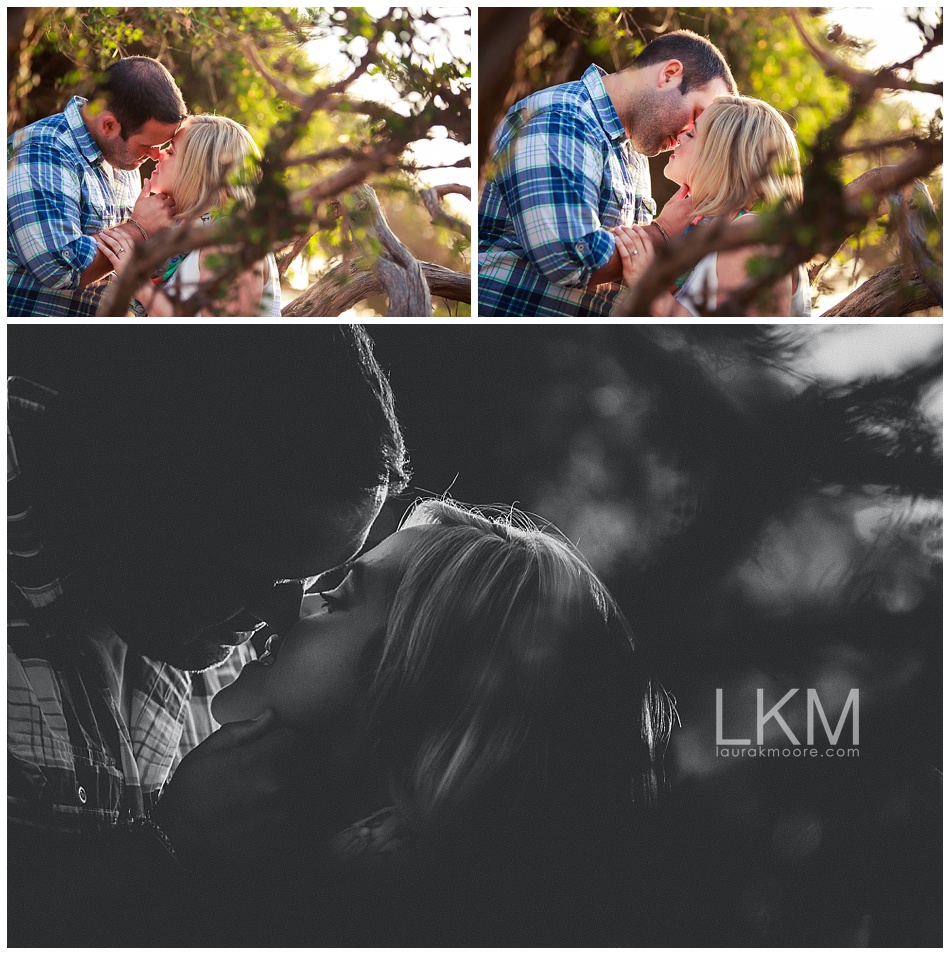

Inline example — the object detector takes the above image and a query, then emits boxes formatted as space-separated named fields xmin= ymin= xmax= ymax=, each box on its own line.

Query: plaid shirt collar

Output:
xmin=580 ymin=64 xmax=627 ymax=145
xmin=63 ymin=95 xmax=106 ymax=169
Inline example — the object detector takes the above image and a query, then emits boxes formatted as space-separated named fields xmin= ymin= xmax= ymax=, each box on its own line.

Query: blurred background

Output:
xmin=365 ymin=323 xmax=942 ymax=946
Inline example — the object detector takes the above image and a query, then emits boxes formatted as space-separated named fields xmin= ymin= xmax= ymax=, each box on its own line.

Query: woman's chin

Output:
xmin=663 ymin=166 xmax=684 ymax=186
xmin=211 ymin=659 xmax=268 ymax=724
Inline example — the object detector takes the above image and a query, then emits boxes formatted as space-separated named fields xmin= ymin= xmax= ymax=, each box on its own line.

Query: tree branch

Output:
xmin=266 ymin=32 xmax=381 ymax=161
xmin=820 ymin=265 xmax=941 ymax=317
xmin=242 ymin=39 xmax=307 ymax=107
xmin=420 ymin=183 xmax=471 ymax=234
xmin=281 ymin=260 xmax=469 ymax=317
xmin=340 ymin=184 xmax=431 ymax=316
xmin=790 ymin=9 xmax=943 ymax=97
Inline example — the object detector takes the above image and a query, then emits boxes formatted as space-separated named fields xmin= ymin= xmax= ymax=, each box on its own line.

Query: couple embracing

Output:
xmin=8 ymin=56 xmax=278 ymax=317
xmin=9 ymin=327 xmax=670 ymax=947
xmin=479 ymin=30 xmax=810 ymax=317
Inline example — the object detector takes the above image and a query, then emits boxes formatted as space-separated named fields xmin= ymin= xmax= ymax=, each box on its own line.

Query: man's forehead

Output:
xmin=702 ymin=78 xmax=732 ymax=104
xmin=691 ymin=83 xmax=729 ymax=118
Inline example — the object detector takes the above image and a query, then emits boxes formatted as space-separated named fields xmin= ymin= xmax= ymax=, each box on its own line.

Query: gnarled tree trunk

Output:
xmin=821 ymin=265 xmax=941 ymax=316
xmin=282 ymin=184 xmax=470 ymax=317
xmin=282 ymin=260 xmax=470 ymax=317
xmin=817 ymin=175 xmax=942 ymax=317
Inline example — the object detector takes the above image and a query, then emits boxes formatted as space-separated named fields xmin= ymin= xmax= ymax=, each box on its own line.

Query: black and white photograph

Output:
xmin=7 ymin=323 xmax=942 ymax=947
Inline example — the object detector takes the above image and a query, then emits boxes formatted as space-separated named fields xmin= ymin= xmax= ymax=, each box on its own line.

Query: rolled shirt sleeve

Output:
xmin=495 ymin=107 xmax=616 ymax=288
xmin=8 ymin=137 xmax=99 ymax=290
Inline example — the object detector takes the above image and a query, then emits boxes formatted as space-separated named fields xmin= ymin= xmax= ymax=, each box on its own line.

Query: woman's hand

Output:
xmin=613 ymin=224 xmax=655 ymax=288
xmin=94 ymin=228 xmax=132 ymax=275
xmin=96 ymin=228 xmax=167 ymax=313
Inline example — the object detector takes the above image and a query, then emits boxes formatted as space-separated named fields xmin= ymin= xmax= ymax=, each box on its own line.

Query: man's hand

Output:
xmin=131 ymin=177 xmax=177 ymax=236
xmin=151 ymin=710 xmax=303 ymax=865
xmin=652 ymin=183 xmax=694 ymax=243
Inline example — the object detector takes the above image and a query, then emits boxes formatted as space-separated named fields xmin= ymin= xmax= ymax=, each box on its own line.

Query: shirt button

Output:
xmin=576 ymin=241 xmax=588 ymax=253
xmin=77 ymin=786 xmax=87 ymax=804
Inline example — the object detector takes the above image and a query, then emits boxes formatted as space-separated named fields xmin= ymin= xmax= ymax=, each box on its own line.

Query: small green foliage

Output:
xmin=744 ymin=255 xmax=771 ymax=279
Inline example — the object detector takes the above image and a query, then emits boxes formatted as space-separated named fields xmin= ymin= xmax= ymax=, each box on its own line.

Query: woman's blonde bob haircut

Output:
xmin=687 ymin=94 xmax=803 ymax=219
xmin=361 ymin=499 xmax=671 ymax=837
xmin=171 ymin=114 xmax=262 ymax=221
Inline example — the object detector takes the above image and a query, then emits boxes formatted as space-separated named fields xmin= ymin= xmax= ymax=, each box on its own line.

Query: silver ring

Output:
xmin=633 ymin=249 xmax=638 ymax=255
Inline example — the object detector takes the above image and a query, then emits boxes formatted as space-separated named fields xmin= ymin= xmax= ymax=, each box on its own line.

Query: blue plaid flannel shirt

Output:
xmin=8 ymin=376 xmax=254 ymax=835
xmin=7 ymin=97 xmax=140 ymax=317
xmin=478 ymin=65 xmax=656 ymax=317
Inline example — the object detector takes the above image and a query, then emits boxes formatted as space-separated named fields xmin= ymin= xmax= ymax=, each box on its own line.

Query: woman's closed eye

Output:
xmin=319 ymin=590 xmax=343 ymax=613
xmin=317 ymin=567 xmax=354 ymax=613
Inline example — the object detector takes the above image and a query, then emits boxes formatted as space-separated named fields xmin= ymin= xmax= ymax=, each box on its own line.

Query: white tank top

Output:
xmin=166 ymin=248 xmax=282 ymax=316
xmin=674 ymin=216 xmax=811 ymax=317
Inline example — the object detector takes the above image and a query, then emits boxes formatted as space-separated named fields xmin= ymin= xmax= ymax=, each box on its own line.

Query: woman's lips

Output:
xmin=257 ymin=632 xmax=284 ymax=667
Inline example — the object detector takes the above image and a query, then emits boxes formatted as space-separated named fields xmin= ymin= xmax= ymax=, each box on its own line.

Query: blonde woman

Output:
xmin=615 ymin=95 xmax=810 ymax=316
xmin=201 ymin=498 xmax=671 ymax=945
xmin=96 ymin=114 xmax=280 ymax=316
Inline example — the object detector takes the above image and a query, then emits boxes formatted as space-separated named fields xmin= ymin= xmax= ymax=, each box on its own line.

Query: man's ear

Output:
xmin=658 ymin=59 xmax=685 ymax=88
xmin=99 ymin=110 xmax=122 ymax=138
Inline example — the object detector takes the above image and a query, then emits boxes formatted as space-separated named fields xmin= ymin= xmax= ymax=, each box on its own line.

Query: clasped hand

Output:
xmin=612 ymin=224 xmax=656 ymax=287
xmin=95 ymin=177 xmax=176 ymax=285
xmin=151 ymin=709 xmax=304 ymax=866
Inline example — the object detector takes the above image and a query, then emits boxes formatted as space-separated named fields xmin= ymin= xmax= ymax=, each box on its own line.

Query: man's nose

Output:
xmin=144 ymin=145 xmax=162 ymax=160
xmin=245 ymin=580 xmax=306 ymax=636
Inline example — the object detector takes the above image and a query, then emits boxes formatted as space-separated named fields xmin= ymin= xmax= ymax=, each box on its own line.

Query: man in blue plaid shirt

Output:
xmin=478 ymin=31 xmax=736 ymax=317
xmin=7 ymin=57 xmax=185 ymax=316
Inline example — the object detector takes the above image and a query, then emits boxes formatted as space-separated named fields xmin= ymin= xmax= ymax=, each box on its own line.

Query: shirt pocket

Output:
xmin=80 ymin=178 xmax=123 ymax=232
xmin=9 ymin=732 xmax=124 ymax=826
xmin=601 ymin=153 xmax=637 ymax=229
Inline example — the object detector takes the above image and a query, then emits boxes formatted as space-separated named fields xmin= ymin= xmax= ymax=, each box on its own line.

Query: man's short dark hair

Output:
xmin=96 ymin=56 xmax=187 ymax=138
xmin=629 ymin=29 xmax=737 ymax=96
xmin=11 ymin=325 xmax=410 ymax=518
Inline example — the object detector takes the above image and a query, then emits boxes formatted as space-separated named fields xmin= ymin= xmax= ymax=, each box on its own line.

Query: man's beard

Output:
xmin=131 ymin=626 xmax=257 ymax=672
xmin=624 ymin=89 xmax=684 ymax=157
xmin=100 ymin=137 xmax=145 ymax=171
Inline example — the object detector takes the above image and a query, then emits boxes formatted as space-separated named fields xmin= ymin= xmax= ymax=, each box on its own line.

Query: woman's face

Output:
xmin=211 ymin=526 xmax=424 ymax=730
xmin=149 ymin=120 xmax=190 ymax=199
xmin=663 ymin=110 xmax=703 ymax=187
